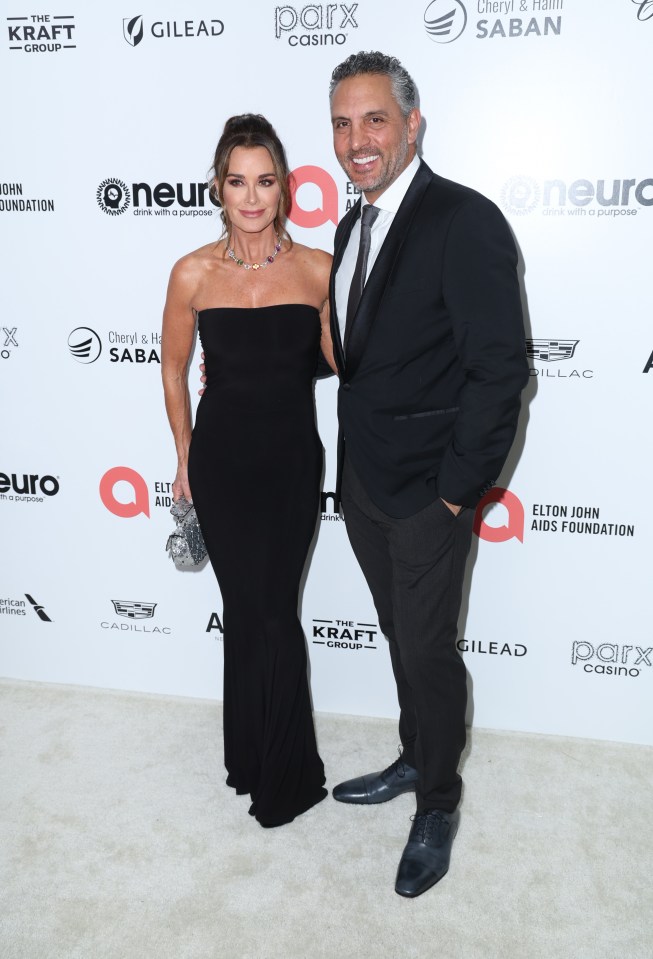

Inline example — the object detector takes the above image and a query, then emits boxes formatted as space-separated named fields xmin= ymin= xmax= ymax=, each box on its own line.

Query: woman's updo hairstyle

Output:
xmin=210 ymin=114 xmax=292 ymax=246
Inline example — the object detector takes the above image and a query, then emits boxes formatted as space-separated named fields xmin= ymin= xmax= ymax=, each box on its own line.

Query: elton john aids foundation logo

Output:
xmin=474 ymin=488 xmax=525 ymax=543
xmin=100 ymin=466 xmax=150 ymax=518
xmin=424 ymin=0 xmax=467 ymax=42
xmin=289 ymin=167 xmax=338 ymax=227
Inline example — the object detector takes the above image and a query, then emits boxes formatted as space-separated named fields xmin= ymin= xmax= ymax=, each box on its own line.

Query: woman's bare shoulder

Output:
xmin=168 ymin=241 xmax=224 ymax=288
xmin=290 ymin=242 xmax=333 ymax=275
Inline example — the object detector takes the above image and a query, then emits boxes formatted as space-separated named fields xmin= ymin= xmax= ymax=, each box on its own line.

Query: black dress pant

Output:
xmin=341 ymin=458 xmax=474 ymax=813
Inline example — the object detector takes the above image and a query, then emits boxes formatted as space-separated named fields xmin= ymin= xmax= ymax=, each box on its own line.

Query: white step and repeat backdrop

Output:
xmin=2 ymin=1 xmax=652 ymax=745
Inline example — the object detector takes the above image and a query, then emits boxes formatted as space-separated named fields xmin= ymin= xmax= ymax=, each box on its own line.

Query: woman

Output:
xmin=161 ymin=114 xmax=336 ymax=827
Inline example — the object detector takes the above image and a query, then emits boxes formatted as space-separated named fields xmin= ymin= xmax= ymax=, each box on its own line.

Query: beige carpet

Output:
xmin=0 ymin=679 xmax=651 ymax=959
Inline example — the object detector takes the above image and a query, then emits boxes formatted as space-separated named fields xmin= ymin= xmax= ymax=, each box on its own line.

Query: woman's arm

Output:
xmin=313 ymin=248 xmax=338 ymax=375
xmin=161 ymin=258 xmax=198 ymax=501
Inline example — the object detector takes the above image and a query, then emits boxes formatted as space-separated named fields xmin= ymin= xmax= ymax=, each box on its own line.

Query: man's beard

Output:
xmin=346 ymin=133 xmax=409 ymax=195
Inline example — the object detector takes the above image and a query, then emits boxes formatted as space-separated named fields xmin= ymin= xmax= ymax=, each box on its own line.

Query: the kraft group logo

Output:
xmin=424 ymin=0 xmax=467 ymax=43
xmin=474 ymin=488 xmax=524 ymax=543
xmin=68 ymin=327 xmax=102 ymax=363
xmin=100 ymin=466 xmax=150 ymax=518
xmin=312 ymin=618 xmax=379 ymax=651
xmin=7 ymin=13 xmax=76 ymax=53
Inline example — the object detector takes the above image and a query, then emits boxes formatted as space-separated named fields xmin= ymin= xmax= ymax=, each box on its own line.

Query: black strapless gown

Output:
xmin=188 ymin=305 xmax=327 ymax=827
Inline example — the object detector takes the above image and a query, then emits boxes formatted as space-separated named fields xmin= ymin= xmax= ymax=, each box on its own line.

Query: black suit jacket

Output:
xmin=329 ymin=160 xmax=529 ymax=517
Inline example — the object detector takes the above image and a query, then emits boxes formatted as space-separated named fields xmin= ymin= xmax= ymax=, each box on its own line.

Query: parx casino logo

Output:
xmin=2 ymin=327 xmax=18 ymax=360
xmin=275 ymin=3 xmax=359 ymax=46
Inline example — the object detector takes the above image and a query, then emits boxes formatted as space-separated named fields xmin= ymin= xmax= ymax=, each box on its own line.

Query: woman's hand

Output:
xmin=199 ymin=351 xmax=206 ymax=396
xmin=172 ymin=465 xmax=192 ymax=503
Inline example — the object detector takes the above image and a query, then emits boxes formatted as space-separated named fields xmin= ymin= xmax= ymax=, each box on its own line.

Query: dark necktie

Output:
xmin=344 ymin=203 xmax=379 ymax=352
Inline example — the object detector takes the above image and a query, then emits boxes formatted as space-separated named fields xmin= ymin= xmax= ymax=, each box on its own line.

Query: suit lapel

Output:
xmin=345 ymin=161 xmax=433 ymax=381
xmin=329 ymin=201 xmax=361 ymax=375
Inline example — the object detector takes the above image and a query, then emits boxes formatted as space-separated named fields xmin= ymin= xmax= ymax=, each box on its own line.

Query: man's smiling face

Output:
xmin=330 ymin=73 xmax=420 ymax=203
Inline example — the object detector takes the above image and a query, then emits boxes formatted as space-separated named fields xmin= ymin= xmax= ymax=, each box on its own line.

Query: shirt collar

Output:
xmin=364 ymin=155 xmax=421 ymax=214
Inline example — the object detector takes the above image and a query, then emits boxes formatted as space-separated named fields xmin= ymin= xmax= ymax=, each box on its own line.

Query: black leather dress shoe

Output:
xmin=332 ymin=756 xmax=418 ymax=804
xmin=395 ymin=808 xmax=460 ymax=898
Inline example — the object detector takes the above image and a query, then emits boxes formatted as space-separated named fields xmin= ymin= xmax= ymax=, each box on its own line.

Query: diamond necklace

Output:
xmin=227 ymin=233 xmax=282 ymax=271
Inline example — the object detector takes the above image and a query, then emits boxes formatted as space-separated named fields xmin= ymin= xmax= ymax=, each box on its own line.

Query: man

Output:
xmin=327 ymin=52 xmax=528 ymax=898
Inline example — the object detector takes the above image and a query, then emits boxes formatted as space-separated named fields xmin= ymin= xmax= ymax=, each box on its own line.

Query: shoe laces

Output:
xmin=383 ymin=749 xmax=409 ymax=780
xmin=410 ymin=810 xmax=447 ymax=844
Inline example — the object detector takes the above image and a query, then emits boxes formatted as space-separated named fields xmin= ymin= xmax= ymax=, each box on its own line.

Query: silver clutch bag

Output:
xmin=166 ymin=497 xmax=207 ymax=569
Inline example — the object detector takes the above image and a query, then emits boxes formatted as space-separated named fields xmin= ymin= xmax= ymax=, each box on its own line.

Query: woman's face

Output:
xmin=221 ymin=146 xmax=281 ymax=235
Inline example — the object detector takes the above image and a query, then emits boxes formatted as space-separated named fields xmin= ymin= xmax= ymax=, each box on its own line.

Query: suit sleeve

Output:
xmin=437 ymin=196 xmax=529 ymax=506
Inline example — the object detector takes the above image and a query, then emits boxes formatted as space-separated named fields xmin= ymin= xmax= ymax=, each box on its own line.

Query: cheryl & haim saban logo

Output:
xmin=424 ymin=0 xmax=467 ymax=43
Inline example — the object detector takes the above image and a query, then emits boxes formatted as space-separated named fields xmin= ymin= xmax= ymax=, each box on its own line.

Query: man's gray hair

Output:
xmin=329 ymin=51 xmax=418 ymax=117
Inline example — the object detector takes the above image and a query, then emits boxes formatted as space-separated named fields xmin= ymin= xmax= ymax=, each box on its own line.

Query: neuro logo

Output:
xmin=112 ymin=600 xmax=156 ymax=619
xmin=25 ymin=594 xmax=52 ymax=622
xmin=527 ymin=339 xmax=579 ymax=363
xmin=289 ymin=166 xmax=338 ymax=227
xmin=100 ymin=466 xmax=150 ymax=518
xmin=96 ymin=178 xmax=131 ymax=216
xmin=123 ymin=15 xmax=144 ymax=46
xmin=474 ymin=488 xmax=525 ymax=543
xmin=501 ymin=176 xmax=540 ymax=216
xmin=68 ymin=327 xmax=102 ymax=364
xmin=424 ymin=0 xmax=467 ymax=43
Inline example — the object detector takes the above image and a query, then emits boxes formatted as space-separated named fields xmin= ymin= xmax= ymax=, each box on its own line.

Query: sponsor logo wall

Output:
xmin=1 ymin=0 xmax=651 ymax=746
